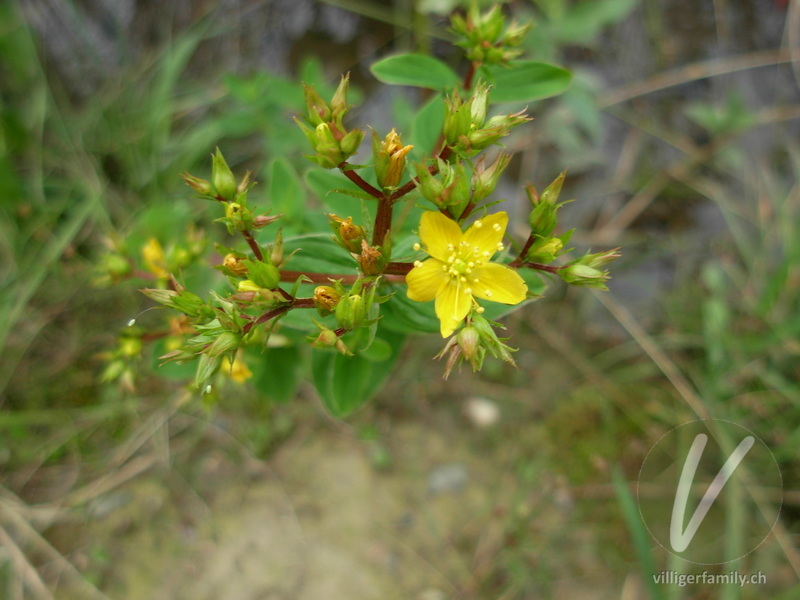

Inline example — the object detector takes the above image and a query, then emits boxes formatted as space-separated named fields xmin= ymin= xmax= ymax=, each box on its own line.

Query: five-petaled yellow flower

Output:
xmin=406 ymin=211 xmax=528 ymax=337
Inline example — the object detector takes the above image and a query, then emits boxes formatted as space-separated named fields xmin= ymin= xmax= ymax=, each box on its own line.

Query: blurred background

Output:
xmin=1 ymin=0 xmax=799 ymax=598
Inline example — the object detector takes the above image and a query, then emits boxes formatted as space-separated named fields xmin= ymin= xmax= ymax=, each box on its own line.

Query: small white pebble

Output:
xmin=464 ymin=397 xmax=500 ymax=428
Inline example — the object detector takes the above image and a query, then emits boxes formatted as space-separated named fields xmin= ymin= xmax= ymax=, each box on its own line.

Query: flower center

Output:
xmin=443 ymin=243 xmax=486 ymax=292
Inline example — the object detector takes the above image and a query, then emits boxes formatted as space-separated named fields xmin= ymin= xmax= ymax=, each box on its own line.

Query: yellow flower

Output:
xmin=227 ymin=353 xmax=253 ymax=384
xmin=406 ymin=211 xmax=527 ymax=337
xmin=141 ymin=237 xmax=169 ymax=279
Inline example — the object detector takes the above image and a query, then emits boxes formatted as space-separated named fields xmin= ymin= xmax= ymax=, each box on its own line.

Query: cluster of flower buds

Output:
xmin=436 ymin=313 xmax=517 ymax=379
xmin=183 ymin=149 xmax=278 ymax=236
xmin=182 ymin=148 xmax=254 ymax=203
xmin=414 ymin=159 xmax=470 ymax=217
xmin=155 ymin=289 xmax=254 ymax=390
xmin=413 ymin=151 xmax=510 ymax=220
xmin=526 ymin=171 xmax=568 ymax=237
xmin=450 ymin=4 xmax=532 ymax=65
xmin=94 ymin=227 xmax=207 ymax=287
xmin=443 ymin=82 xmax=529 ymax=156
xmin=313 ymin=278 xmax=384 ymax=338
xmin=294 ymin=74 xmax=364 ymax=169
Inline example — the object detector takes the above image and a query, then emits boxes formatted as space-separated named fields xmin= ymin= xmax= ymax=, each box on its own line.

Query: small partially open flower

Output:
xmin=373 ymin=128 xmax=414 ymax=189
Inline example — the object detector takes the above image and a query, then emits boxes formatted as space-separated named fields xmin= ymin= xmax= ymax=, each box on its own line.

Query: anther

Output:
xmin=414 ymin=261 xmax=424 ymax=268
xmin=474 ymin=220 xmax=483 ymax=228
xmin=492 ymin=223 xmax=502 ymax=231
xmin=413 ymin=242 xmax=421 ymax=251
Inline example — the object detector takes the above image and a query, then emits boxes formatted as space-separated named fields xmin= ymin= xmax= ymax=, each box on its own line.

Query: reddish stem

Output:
xmin=242 ymin=230 xmax=264 ymax=261
xmin=509 ymin=234 xmax=537 ymax=268
xmin=372 ymin=196 xmax=393 ymax=247
xmin=521 ymin=262 xmax=567 ymax=274
xmin=338 ymin=162 xmax=384 ymax=199
xmin=463 ymin=61 xmax=480 ymax=91
xmin=383 ymin=262 xmax=414 ymax=275
xmin=242 ymin=297 xmax=316 ymax=335
xmin=279 ymin=270 xmax=406 ymax=285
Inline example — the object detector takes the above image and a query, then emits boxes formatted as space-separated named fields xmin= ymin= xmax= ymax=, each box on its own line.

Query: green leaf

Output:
xmin=482 ymin=62 xmax=572 ymax=103
xmin=311 ymin=327 xmax=405 ymax=416
xmin=267 ymin=157 xmax=303 ymax=221
xmin=304 ymin=168 xmax=377 ymax=220
xmin=410 ymin=94 xmax=445 ymax=158
xmin=250 ymin=345 xmax=302 ymax=403
xmin=277 ymin=234 xmax=356 ymax=331
xmin=371 ymin=54 xmax=460 ymax=91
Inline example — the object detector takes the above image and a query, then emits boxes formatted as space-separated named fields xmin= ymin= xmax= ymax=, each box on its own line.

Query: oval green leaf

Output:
xmin=311 ymin=327 xmax=406 ymax=417
xmin=483 ymin=62 xmax=572 ymax=103
xmin=371 ymin=54 xmax=460 ymax=91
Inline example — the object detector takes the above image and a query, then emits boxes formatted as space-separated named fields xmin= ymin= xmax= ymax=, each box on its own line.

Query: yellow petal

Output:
xmin=419 ymin=210 xmax=462 ymax=262
xmin=406 ymin=258 xmax=447 ymax=302
xmin=435 ymin=280 xmax=472 ymax=337
xmin=463 ymin=211 xmax=508 ymax=256
xmin=471 ymin=263 xmax=527 ymax=305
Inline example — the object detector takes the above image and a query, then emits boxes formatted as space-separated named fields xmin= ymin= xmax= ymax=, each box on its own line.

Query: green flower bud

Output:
xmin=181 ymin=171 xmax=215 ymax=198
xmin=195 ymin=353 xmax=222 ymax=390
xmin=310 ymin=321 xmax=353 ymax=355
xmin=140 ymin=288 xmax=178 ymax=306
xmin=524 ymin=237 xmax=563 ymax=264
xmin=470 ymin=81 xmax=490 ymax=128
xmin=270 ymin=228 xmax=284 ymax=267
xmin=443 ymin=89 xmax=473 ymax=146
xmin=172 ymin=291 xmax=205 ymax=316
xmin=528 ymin=201 xmax=558 ymax=237
xmin=540 ymin=171 xmax=566 ymax=206
xmin=457 ymin=326 xmax=482 ymax=366
xmin=244 ymin=259 xmax=281 ymax=290
xmin=303 ymin=83 xmax=331 ymax=126
xmin=472 ymin=153 xmax=511 ymax=202
xmin=212 ymin=148 xmax=238 ymax=201
xmin=340 ymin=128 xmax=365 ymax=157
xmin=335 ymin=292 xmax=366 ymax=330
xmin=206 ymin=331 xmax=241 ymax=358
xmin=331 ymin=73 xmax=352 ymax=122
